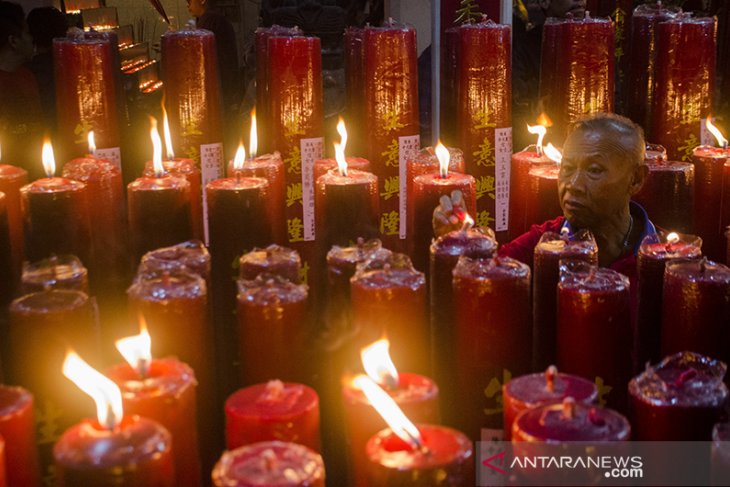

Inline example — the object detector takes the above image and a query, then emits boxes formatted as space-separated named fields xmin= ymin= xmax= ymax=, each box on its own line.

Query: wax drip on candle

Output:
xmin=545 ymin=365 xmax=558 ymax=392
xmin=562 ymin=396 xmax=576 ymax=420
xmin=261 ymin=449 xmax=278 ymax=473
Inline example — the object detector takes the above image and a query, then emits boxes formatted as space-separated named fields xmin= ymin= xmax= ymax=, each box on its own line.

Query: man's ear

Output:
xmin=629 ymin=164 xmax=649 ymax=196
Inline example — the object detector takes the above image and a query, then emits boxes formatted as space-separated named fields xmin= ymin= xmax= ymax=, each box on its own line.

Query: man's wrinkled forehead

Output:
xmin=563 ymin=128 xmax=639 ymax=165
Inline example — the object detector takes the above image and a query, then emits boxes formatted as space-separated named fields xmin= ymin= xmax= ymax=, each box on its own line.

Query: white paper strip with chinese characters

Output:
xmin=300 ymin=137 xmax=324 ymax=242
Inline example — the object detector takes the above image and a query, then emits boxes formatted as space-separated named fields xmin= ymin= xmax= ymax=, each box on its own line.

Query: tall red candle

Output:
xmin=144 ymin=158 xmax=202 ymax=241
xmin=633 ymin=158 xmax=694 ymax=233
xmin=456 ymin=20 xmax=511 ymax=237
xmin=344 ymin=27 xmax=365 ymax=155
xmin=21 ymin=254 xmax=88 ymax=294
xmin=405 ymin=147 xmax=465 ymax=208
xmin=239 ymin=244 xmax=301 ymax=283
xmin=509 ymin=145 xmax=551 ymax=239
xmin=0 ymin=164 xmax=28 ymax=281
xmin=557 ymin=261 xmax=632 ymax=412
xmin=453 ymin=255 xmax=532 ymax=438
xmin=440 ymin=27 xmax=459 ymax=147
xmin=523 ymin=163 xmax=561 ymax=230
xmin=651 ymin=16 xmax=716 ymax=162
xmin=690 ymin=141 xmax=730 ymax=261
xmin=225 ymin=380 xmax=320 ymax=451
xmin=363 ymin=21 xmax=419 ymax=250
xmin=0 ymin=385 xmax=40 ymax=487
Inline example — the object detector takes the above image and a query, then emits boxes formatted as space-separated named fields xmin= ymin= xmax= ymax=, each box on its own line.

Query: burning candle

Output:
xmin=523 ymin=144 xmax=562 ymax=229
xmin=503 ymin=366 xmax=598 ymax=440
xmin=239 ymin=244 xmax=301 ymax=282
xmin=314 ymin=157 xmax=370 ymax=182
xmin=0 ymin=156 xmax=28 ymax=281
xmin=225 ymin=380 xmax=320 ymax=451
xmin=54 ymin=351 xmax=175 ymax=486
xmin=405 ymin=146 xmax=465 ymax=210
xmin=236 ymin=274 xmax=309 ymax=384
xmin=21 ymin=254 xmax=88 ymax=294
xmin=652 ymin=15 xmax=716 ymax=162
xmin=127 ymin=118 xmax=193 ymax=263
xmin=532 ymin=229 xmax=598 ymax=370
xmin=633 ymin=156 xmax=694 ymax=234
xmin=661 ymin=258 xmax=730 ymax=364
xmin=636 ymin=232 xmax=702 ymax=368
xmin=21 ymin=141 xmax=92 ymax=265
xmin=452 ymin=255 xmax=532 ymax=438
xmin=409 ymin=143 xmax=476 ymax=273
xmin=557 ymin=260 xmax=632 ymax=412
xmin=212 ymin=441 xmax=324 ymax=487
xmin=0 ymin=385 xmax=40 ymax=487
xmin=139 ymin=240 xmax=210 ymax=282
xmin=630 ymin=351 xmax=727 ymax=440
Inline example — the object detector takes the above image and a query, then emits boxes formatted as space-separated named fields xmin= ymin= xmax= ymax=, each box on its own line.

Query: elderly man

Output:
xmin=435 ymin=113 xmax=655 ymax=278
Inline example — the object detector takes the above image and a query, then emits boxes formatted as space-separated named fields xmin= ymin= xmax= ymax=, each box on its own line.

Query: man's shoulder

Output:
xmin=498 ymin=216 xmax=565 ymax=266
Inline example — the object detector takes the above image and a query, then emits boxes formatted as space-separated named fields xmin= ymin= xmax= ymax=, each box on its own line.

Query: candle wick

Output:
xmin=537 ymin=145 xmax=543 ymax=157
xmin=261 ymin=449 xmax=278 ymax=473
xmin=137 ymin=358 xmax=149 ymax=379
xmin=235 ymin=170 xmax=242 ymax=184
xmin=562 ymin=397 xmax=576 ymax=420
xmin=545 ymin=365 xmax=557 ymax=392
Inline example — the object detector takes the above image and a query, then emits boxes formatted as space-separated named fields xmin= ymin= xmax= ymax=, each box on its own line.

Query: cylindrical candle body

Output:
xmin=509 ymin=147 xmax=551 ymax=239
xmin=405 ymin=147 xmax=465 ymax=211
xmin=21 ymin=254 xmax=88 ymax=294
xmin=512 ymin=401 xmax=630 ymax=442
xmin=453 ymin=256 xmax=532 ymax=438
xmin=344 ymin=27 xmax=365 ymax=155
xmin=633 ymin=159 xmax=694 ymax=233
xmin=440 ymin=27 xmax=459 ymax=148
xmin=0 ymin=164 xmax=28 ymax=281
xmin=523 ymin=163 xmax=561 ymax=228
xmin=0 ymin=385 xmax=40 ymax=487
xmin=239 ymin=244 xmax=301 ymax=283
xmin=144 ymin=158 xmax=203 ymax=241
xmin=692 ymin=146 xmax=728 ymax=261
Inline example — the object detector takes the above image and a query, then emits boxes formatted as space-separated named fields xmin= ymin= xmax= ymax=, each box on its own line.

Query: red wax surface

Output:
xmin=227 ymin=152 xmax=286 ymax=244
xmin=636 ymin=232 xmax=702 ymax=367
xmin=342 ymin=373 xmax=439 ymax=487
xmin=0 ymin=385 xmax=40 ymax=487
xmin=365 ymin=424 xmax=473 ymax=487
xmin=53 ymin=35 xmax=122 ymax=163
xmin=350 ymin=253 xmax=429 ymax=374
xmin=239 ymin=244 xmax=301 ymax=283
xmin=144 ymin=158 xmax=203 ymax=240
xmin=405 ymin=147 xmax=466 ymax=216
xmin=524 ymin=163 xmax=561 ymax=229
xmin=54 ymin=416 xmax=174 ymax=487
xmin=629 ymin=351 xmax=728 ymax=440
xmin=225 ymin=381 xmax=320 ymax=451
xmin=0 ymin=164 xmax=28 ymax=280
xmin=161 ymin=29 xmax=223 ymax=164
xmin=652 ymin=16 xmax=716 ymax=161
xmin=21 ymin=254 xmax=88 ymax=294
xmin=21 ymin=177 xmax=92 ymax=264
xmin=139 ymin=240 xmax=210 ymax=282
xmin=512 ymin=401 xmax=630 ymax=442
xmin=532 ymin=230 xmax=598 ymax=370
xmin=503 ymin=370 xmax=598 ymax=440
xmin=314 ymin=157 xmax=370 ymax=182
xmin=661 ymin=258 xmax=730 ymax=364
xmin=212 ymin=441 xmax=324 ymax=487
xmin=107 ymin=358 xmax=199 ymax=487
xmin=236 ymin=274 xmax=309 ymax=384
xmin=344 ymin=27 xmax=365 ymax=154
xmin=409 ymin=171 xmax=476 ymax=273
xmin=539 ymin=16 xmax=614 ymax=141
xmin=0 ymin=194 xmax=11 ymax=304
xmin=363 ymin=22 xmax=419 ymax=251
xmin=557 ymin=261 xmax=632 ymax=412
xmin=633 ymin=158 xmax=694 ymax=233
xmin=453 ymin=256 xmax=532 ymax=437
xmin=625 ymin=3 xmax=680 ymax=132
xmin=692 ymin=146 xmax=728 ymax=261
xmin=510 ymin=148 xmax=551 ymax=239
xmin=127 ymin=175 xmax=192 ymax=262
xmin=455 ymin=20 xmax=511 ymax=238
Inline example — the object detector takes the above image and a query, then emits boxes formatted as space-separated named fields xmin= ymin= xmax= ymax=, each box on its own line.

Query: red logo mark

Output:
xmin=482 ymin=450 xmax=508 ymax=475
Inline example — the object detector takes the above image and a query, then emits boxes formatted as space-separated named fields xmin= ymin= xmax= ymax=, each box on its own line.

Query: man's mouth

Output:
xmin=563 ymin=199 xmax=587 ymax=212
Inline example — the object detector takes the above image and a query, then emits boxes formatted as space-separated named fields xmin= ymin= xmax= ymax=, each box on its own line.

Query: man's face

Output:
xmin=558 ymin=129 xmax=640 ymax=230
xmin=545 ymin=0 xmax=586 ymax=19
xmin=187 ymin=0 xmax=206 ymax=18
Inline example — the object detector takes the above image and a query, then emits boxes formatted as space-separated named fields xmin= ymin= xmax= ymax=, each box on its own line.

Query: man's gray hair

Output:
xmin=569 ymin=113 xmax=646 ymax=167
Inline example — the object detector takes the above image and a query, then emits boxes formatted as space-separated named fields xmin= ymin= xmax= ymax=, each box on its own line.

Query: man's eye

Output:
xmin=588 ymin=165 xmax=604 ymax=175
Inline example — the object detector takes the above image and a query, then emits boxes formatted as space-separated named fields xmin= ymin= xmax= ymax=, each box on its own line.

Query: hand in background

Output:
xmin=432 ymin=190 xmax=465 ymax=238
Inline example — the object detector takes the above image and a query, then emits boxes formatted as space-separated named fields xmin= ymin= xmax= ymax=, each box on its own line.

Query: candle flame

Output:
xmin=536 ymin=112 xmax=553 ymax=127
xmin=115 ymin=317 xmax=152 ymax=377
xmin=461 ymin=211 xmax=475 ymax=232
xmin=249 ymin=108 xmax=258 ymax=159
xmin=706 ymin=117 xmax=728 ymax=148
xmin=87 ymin=130 xmax=96 ymax=156
xmin=234 ymin=143 xmax=246 ymax=171
xmin=149 ymin=117 xmax=165 ymax=177
xmin=527 ymin=124 xmax=547 ymax=155
xmin=162 ymin=104 xmax=175 ymax=160
xmin=666 ymin=232 xmax=680 ymax=244
xmin=335 ymin=117 xmax=348 ymax=177
xmin=354 ymin=375 xmax=423 ymax=450
xmin=63 ymin=351 xmax=123 ymax=430
xmin=435 ymin=142 xmax=450 ymax=178
xmin=42 ymin=139 xmax=56 ymax=177
xmin=361 ymin=339 xmax=399 ymax=387
xmin=544 ymin=143 xmax=562 ymax=165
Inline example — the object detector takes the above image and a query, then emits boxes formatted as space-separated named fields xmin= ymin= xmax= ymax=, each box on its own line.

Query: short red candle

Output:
xmin=629 ymin=351 xmax=728 ymax=440
xmin=365 ymin=424 xmax=473 ymax=486
xmin=21 ymin=254 xmax=88 ymax=294
xmin=557 ymin=261 xmax=632 ymax=412
xmin=691 ymin=146 xmax=728 ymax=261
xmin=523 ymin=163 xmax=561 ymax=229
xmin=239 ymin=244 xmax=301 ymax=282
xmin=107 ymin=358 xmax=199 ymax=487
xmin=54 ymin=416 xmax=174 ymax=487
xmin=0 ymin=164 xmax=28 ymax=280
xmin=236 ymin=274 xmax=309 ymax=384
xmin=509 ymin=147 xmax=551 ymax=239
xmin=127 ymin=173 xmax=192 ymax=263
xmin=0 ymin=385 xmax=40 ymax=487
xmin=533 ymin=230 xmax=598 ymax=370
xmin=350 ymin=254 xmax=429 ymax=374
xmin=661 ymin=258 xmax=730 ymax=364
xmin=212 ymin=441 xmax=324 ymax=487
xmin=342 ymin=373 xmax=439 ymax=487
xmin=636 ymin=232 xmax=702 ymax=368
xmin=405 ymin=147 xmax=465 ymax=217
xmin=144 ymin=158 xmax=203 ymax=241
xmin=503 ymin=367 xmax=598 ymax=440
xmin=633 ymin=158 xmax=694 ymax=233
xmin=651 ymin=16 xmax=716 ymax=162
xmin=139 ymin=240 xmax=210 ymax=282
xmin=453 ymin=256 xmax=532 ymax=438
xmin=21 ymin=176 xmax=92 ymax=265
xmin=225 ymin=380 xmax=320 ymax=451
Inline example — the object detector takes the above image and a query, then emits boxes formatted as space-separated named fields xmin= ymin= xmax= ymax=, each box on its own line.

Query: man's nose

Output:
xmin=564 ymin=169 xmax=587 ymax=193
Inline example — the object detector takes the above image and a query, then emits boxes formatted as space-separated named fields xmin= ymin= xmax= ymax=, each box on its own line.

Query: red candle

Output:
xmin=21 ymin=254 xmax=88 ymax=294
xmin=509 ymin=144 xmax=551 ymax=239
xmin=239 ymin=244 xmax=301 ymax=282
xmin=692 ymin=145 xmax=728 ymax=261
xmin=139 ymin=240 xmax=210 ymax=282
xmin=0 ymin=385 xmax=40 ymax=487
xmin=503 ymin=366 xmax=598 ymax=440
xmin=636 ymin=232 xmax=702 ymax=368
xmin=630 ymin=351 xmax=728 ymax=440
xmin=661 ymin=258 xmax=730 ymax=364
xmin=532 ymin=230 xmax=598 ymax=370
xmin=405 ymin=147 xmax=465 ymax=213
xmin=236 ymin=274 xmax=309 ymax=384
xmin=225 ymin=380 xmax=320 ymax=451
xmin=453 ymin=255 xmax=532 ymax=439
xmin=144 ymin=157 xmax=202 ymax=241
xmin=557 ymin=261 xmax=632 ymax=412
xmin=633 ymin=158 xmax=694 ymax=233
xmin=212 ymin=441 xmax=324 ymax=487
xmin=440 ymin=27 xmax=459 ymax=147
xmin=0 ymin=164 xmax=28 ymax=280
xmin=363 ymin=21 xmax=419 ymax=250
xmin=314 ymin=157 xmax=370 ymax=182
xmin=344 ymin=26 xmax=365 ymax=155
xmin=455 ymin=20 xmax=511 ymax=238
xmin=0 ymin=194 xmax=12 ymax=305
xmin=523 ymin=163 xmax=561 ymax=229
